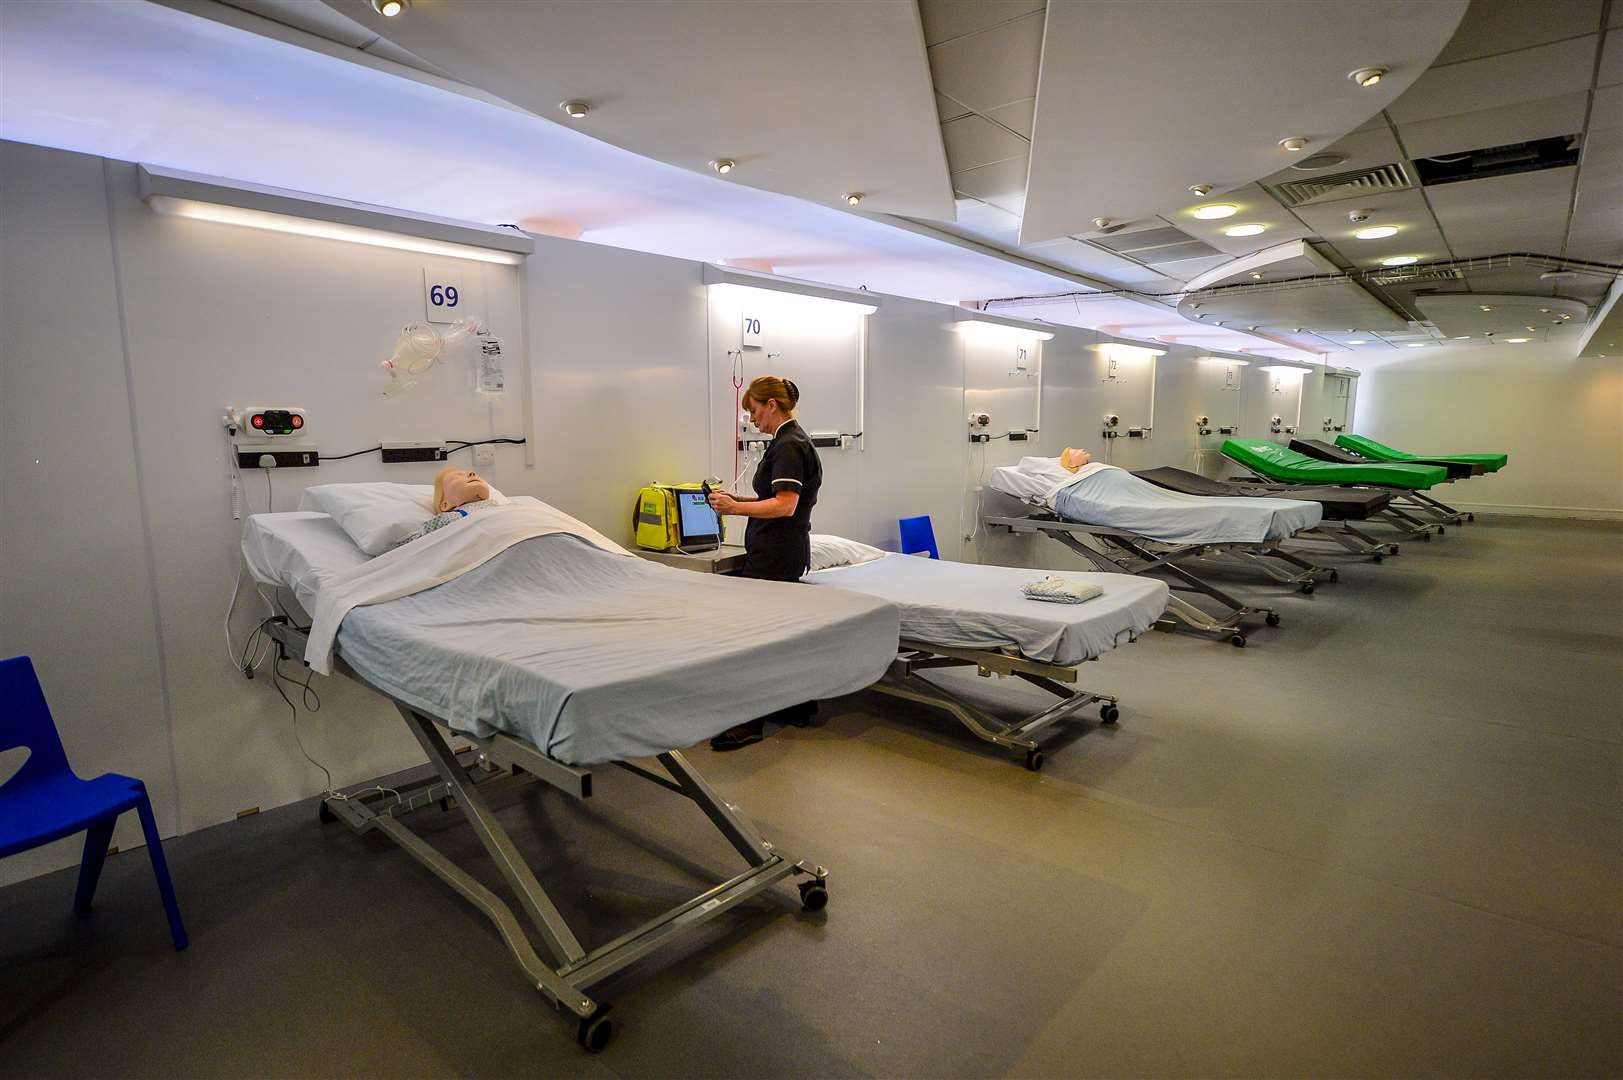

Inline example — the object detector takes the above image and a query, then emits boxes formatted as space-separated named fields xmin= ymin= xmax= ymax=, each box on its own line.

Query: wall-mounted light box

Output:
xmin=138 ymin=165 xmax=535 ymax=265
xmin=702 ymin=263 xmax=881 ymax=317
xmin=951 ymin=308 xmax=1055 ymax=341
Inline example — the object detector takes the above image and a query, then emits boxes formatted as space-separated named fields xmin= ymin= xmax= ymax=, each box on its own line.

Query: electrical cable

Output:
xmin=272 ymin=652 xmax=334 ymax=794
xmin=442 ymin=437 xmax=527 ymax=457
xmin=323 ymin=445 xmax=384 ymax=461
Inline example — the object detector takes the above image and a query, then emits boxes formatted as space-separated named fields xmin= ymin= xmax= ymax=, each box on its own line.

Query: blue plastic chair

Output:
xmin=898 ymin=515 xmax=940 ymax=559
xmin=0 ymin=656 xmax=187 ymax=950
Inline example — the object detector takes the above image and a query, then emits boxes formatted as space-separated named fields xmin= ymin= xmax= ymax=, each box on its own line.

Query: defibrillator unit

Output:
xmin=634 ymin=483 xmax=722 ymax=551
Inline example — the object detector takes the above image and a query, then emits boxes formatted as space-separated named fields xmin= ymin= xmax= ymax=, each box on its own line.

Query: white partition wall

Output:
xmin=1243 ymin=363 xmax=1306 ymax=443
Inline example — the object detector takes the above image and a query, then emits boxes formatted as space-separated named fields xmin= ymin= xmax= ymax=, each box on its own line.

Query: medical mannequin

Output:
xmin=394 ymin=467 xmax=496 ymax=548
xmin=1061 ymin=447 xmax=1092 ymax=471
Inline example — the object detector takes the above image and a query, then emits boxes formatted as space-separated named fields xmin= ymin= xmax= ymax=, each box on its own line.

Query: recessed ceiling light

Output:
xmin=1354 ymin=225 xmax=1399 ymax=240
xmin=1479 ymin=305 xmax=1492 ymax=311
xmin=1455 ymin=335 xmax=1470 ymax=339
xmin=709 ymin=159 xmax=736 ymax=175
xmin=1540 ymin=269 xmax=1579 ymax=281
xmin=371 ymin=0 xmax=407 ymax=14
xmin=1192 ymin=203 xmax=1239 ymax=220
xmin=844 ymin=192 xmax=863 ymax=207
xmin=1347 ymin=339 xmax=1367 ymax=344
xmin=1506 ymin=338 xmax=1530 ymax=343
xmin=1381 ymin=255 xmax=1419 ymax=266
xmin=1538 ymin=308 xmax=1552 ymax=313
xmin=1224 ymin=223 xmax=1267 ymax=237
xmin=1249 ymin=272 xmax=1263 ymax=280
xmin=1278 ymin=137 xmax=1309 ymax=152
xmin=1188 ymin=184 xmax=1212 ymax=197
xmin=1525 ymin=325 xmax=1537 ymax=331
xmin=1405 ymin=342 xmax=1427 ymax=348
xmin=1349 ymin=67 xmax=1387 ymax=88
xmin=559 ymin=100 xmax=590 ymax=119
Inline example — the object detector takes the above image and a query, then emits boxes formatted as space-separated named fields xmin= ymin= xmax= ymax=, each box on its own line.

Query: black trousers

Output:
xmin=738 ymin=538 xmax=817 ymax=727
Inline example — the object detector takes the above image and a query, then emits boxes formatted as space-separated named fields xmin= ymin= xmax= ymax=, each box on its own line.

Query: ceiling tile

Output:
xmin=1261 ymin=126 xmax=1405 ymax=186
xmin=935 ymin=92 xmax=971 ymax=123
xmin=932 ymin=199 xmax=1024 ymax=248
xmin=1443 ymin=221 xmax=1571 ymax=257
xmin=1290 ymin=189 xmax=1449 ymax=261
xmin=1600 ymin=29 xmax=1623 ymax=86
xmin=984 ymin=97 xmax=1037 ymax=139
xmin=1426 ymin=168 xmax=1579 ymax=229
xmin=952 ymin=157 xmax=1031 ymax=205
xmin=1398 ymin=92 xmax=1588 ymax=159
xmin=1387 ymin=37 xmax=1599 ymax=124
xmin=1563 ymin=215 xmax=1623 ymax=261
xmin=927 ymin=11 xmax=1044 ymax=114
xmin=1592 ymin=85 xmax=1622 ymax=131
xmin=1430 ymin=0 xmax=1603 ymax=65
xmin=917 ymin=0 xmax=1045 ymax=48
xmin=941 ymin=113 xmax=1030 ymax=171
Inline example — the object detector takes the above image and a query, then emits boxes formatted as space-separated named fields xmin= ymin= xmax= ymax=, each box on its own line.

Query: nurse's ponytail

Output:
xmin=744 ymin=375 xmax=798 ymax=417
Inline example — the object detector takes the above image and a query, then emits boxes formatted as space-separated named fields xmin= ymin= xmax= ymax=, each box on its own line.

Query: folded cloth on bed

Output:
xmin=990 ymin=461 xmax=1321 ymax=543
xmin=1022 ymin=575 xmax=1104 ymax=604
xmin=304 ymin=503 xmax=629 ymax=674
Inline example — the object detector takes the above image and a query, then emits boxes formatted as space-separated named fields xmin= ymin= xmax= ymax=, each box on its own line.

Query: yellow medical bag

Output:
xmin=633 ymin=483 xmax=714 ymax=551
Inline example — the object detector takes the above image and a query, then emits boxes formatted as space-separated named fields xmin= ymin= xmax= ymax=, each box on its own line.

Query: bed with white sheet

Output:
xmin=238 ymin=492 xmax=898 ymax=1046
xmin=805 ymin=551 xmax=1167 ymax=667
xmin=244 ymin=505 xmax=897 ymax=765
xmin=990 ymin=459 xmax=1322 ymax=544
xmin=800 ymin=537 xmax=1168 ymax=769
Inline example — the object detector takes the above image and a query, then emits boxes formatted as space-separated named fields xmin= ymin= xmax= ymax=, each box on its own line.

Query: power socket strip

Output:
xmin=382 ymin=442 xmax=446 ymax=464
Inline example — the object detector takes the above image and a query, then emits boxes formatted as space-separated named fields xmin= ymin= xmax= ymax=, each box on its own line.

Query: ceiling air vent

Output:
xmin=1366 ymin=267 xmax=1465 ymax=286
xmin=1412 ymin=135 xmax=1580 ymax=186
xmin=1090 ymin=225 xmax=1221 ymax=265
xmin=1272 ymin=163 xmax=1413 ymax=207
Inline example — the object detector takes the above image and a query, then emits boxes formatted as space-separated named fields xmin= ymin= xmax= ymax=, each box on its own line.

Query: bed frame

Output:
xmin=874 ymin=638 xmax=1125 ymax=771
xmin=983 ymin=514 xmax=1306 ymax=647
xmin=264 ymin=620 xmax=827 ymax=1053
xmin=1220 ymin=462 xmax=1448 ymax=542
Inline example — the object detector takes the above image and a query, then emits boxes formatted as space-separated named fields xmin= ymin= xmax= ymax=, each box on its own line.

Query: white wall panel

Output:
xmin=0 ymin=144 xmax=178 ymax=886
xmin=103 ymin=159 xmax=529 ymax=833
xmin=1355 ymin=346 xmax=1622 ymax=516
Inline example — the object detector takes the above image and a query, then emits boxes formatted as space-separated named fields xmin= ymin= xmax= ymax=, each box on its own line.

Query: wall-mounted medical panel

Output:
xmin=1243 ymin=361 xmax=1310 ymax=443
xmin=110 ymin=159 xmax=531 ymax=835
xmin=1187 ymin=356 xmax=1251 ymax=475
xmin=1087 ymin=341 xmax=1161 ymax=464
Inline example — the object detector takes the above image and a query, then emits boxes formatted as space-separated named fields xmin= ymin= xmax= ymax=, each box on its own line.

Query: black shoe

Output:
xmin=710 ymin=721 xmax=765 ymax=751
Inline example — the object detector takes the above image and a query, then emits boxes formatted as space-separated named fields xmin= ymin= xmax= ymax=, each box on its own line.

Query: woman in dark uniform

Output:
xmin=704 ymin=374 xmax=823 ymax=750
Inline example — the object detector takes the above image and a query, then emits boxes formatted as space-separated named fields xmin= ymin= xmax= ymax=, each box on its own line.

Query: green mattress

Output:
xmin=1222 ymin=438 xmax=1447 ymax=489
xmin=1335 ymin=433 xmax=1508 ymax=473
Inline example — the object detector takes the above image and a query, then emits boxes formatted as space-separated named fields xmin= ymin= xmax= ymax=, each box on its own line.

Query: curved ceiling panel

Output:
xmin=323 ymin=0 xmax=956 ymax=220
xmin=1021 ymin=0 xmax=1469 ymax=244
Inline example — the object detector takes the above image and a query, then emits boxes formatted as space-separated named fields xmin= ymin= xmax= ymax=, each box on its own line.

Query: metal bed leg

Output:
xmin=1403 ymin=490 xmax=1470 ymax=524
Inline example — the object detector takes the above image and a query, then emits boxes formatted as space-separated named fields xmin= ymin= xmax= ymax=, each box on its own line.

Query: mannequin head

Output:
xmin=433 ymin=467 xmax=491 ymax=513
xmin=1060 ymin=447 xmax=1092 ymax=472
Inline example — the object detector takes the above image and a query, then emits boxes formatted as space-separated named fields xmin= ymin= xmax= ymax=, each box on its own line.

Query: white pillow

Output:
xmin=809 ymin=534 xmax=888 ymax=571
xmin=299 ymin=481 xmax=511 ymax=556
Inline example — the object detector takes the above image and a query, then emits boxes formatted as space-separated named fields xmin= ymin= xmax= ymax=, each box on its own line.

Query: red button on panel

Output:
xmin=291 ymin=414 xmax=303 ymax=429
xmin=252 ymin=415 xmax=265 ymax=428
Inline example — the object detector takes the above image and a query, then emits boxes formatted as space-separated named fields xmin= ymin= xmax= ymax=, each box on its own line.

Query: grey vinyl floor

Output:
xmin=3 ymin=516 xmax=1620 ymax=1078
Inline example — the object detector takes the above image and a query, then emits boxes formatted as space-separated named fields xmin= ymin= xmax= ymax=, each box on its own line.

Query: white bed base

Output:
xmin=873 ymin=638 xmax=1125 ymax=771
xmin=264 ymin=620 xmax=827 ymax=1053
xmin=984 ymin=514 xmax=1299 ymax=647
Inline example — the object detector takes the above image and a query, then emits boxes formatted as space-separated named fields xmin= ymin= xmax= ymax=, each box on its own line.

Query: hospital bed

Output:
xmin=1289 ymin=438 xmax=1473 ymax=527
xmin=803 ymin=544 xmax=1169 ymax=770
xmin=1133 ymin=466 xmax=1400 ymax=560
xmin=983 ymin=461 xmax=1328 ymax=647
xmin=1335 ymin=433 xmax=1508 ymax=474
xmin=1220 ymin=438 xmax=1450 ymax=540
xmin=241 ymin=504 xmax=898 ymax=1050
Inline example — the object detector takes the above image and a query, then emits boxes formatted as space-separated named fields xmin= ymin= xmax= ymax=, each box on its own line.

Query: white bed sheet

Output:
xmin=241 ymin=511 xmax=899 ymax=764
xmin=806 ymin=554 xmax=1167 ymax=666
xmin=990 ymin=462 xmax=1321 ymax=544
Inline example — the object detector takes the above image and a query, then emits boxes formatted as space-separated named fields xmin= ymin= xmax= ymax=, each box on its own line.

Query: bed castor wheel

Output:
xmin=1265 ymin=612 xmax=1281 ymax=627
xmin=799 ymin=880 xmax=829 ymax=911
xmin=1467 ymin=513 xmax=1475 ymax=522
xmin=1099 ymin=703 xmax=1120 ymax=724
xmin=1390 ymin=546 xmax=1400 ymax=556
xmin=1438 ymin=526 xmax=1445 ymax=535
xmin=318 ymin=801 xmax=337 ymax=824
xmin=1023 ymin=748 xmax=1045 ymax=771
xmin=577 ymin=1008 xmax=614 ymax=1052
xmin=1301 ymin=582 xmax=1315 ymax=595
xmin=1230 ymin=633 xmax=1248 ymax=647
xmin=1372 ymin=554 xmax=1383 ymax=563
xmin=1422 ymin=532 xmax=1432 ymax=542
xmin=1329 ymin=569 xmax=1339 ymax=583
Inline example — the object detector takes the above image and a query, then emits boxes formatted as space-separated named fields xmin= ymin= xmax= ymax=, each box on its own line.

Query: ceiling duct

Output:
xmin=1271 ymin=163 xmax=1413 ymax=207
xmin=1364 ymin=267 xmax=1466 ymax=286
xmin=1412 ymin=135 xmax=1582 ymax=187
xmin=1090 ymin=224 xmax=1220 ymax=265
